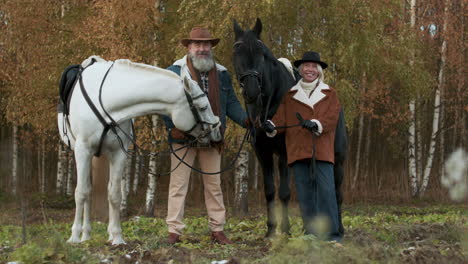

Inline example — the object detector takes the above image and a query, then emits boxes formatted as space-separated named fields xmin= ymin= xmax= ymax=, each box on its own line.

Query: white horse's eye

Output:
xmin=200 ymin=106 xmax=208 ymax=111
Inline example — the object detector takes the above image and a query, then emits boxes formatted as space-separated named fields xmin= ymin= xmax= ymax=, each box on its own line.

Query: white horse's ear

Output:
xmin=180 ymin=63 xmax=192 ymax=80
xmin=183 ymin=76 xmax=192 ymax=93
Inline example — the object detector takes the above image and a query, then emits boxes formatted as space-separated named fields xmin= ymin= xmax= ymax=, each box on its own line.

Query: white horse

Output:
xmin=58 ymin=55 xmax=221 ymax=245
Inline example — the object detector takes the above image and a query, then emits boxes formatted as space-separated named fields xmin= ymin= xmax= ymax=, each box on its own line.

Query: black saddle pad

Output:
xmin=58 ymin=64 xmax=81 ymax=115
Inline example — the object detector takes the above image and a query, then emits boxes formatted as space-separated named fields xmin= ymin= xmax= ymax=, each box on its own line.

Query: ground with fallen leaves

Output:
xmin=0 ymin=197 xmax=466 ymax=263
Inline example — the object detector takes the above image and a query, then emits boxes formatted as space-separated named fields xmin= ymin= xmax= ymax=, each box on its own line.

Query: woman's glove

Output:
xmin=262 ymin=120 xmax=276 ymax=133
xmin=302 ymin=120 xmax=318 ymax=133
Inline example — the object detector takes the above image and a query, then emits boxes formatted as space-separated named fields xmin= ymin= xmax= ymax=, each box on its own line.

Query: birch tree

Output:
xmin=145 ymin=115 xmax=159 ymax=216
xmin=11 ymin=125 xmax=18 ymax=196
xmin=56 ymin=141 xmax=67 ymax=194
xmin=234 ymin=134 xmax=249 ymax=215
xmin=253 ymin=158 xmax=259 ymax=190
xmin=408 ymin=0 xmax=419 ymax=196
xmin=133 ymin=155 xmax=141 ymax=194
xmin=418 ymin=0 xmax=450 ymax=197
xmin=120 ymin=154 xmax=132 ymax=216
xmin=66 ymin=151 xmax=74 ymax=196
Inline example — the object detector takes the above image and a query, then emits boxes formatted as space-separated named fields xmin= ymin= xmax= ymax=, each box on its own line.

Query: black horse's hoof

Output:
xmin=265 ymin=228 xmax=276 ymax=238
xmin=280 ymin=225 xmax=291 ymax=236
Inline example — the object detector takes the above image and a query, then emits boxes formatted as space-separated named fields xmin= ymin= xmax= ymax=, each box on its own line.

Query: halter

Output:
xmin=234 ymin=39 xmax=271 ymax=125
xmin=183 ymin=89 xmax=220 ymax=134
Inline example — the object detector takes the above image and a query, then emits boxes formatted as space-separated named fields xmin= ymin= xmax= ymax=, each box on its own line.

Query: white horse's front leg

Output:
xmin=68 ymin=144 xmax=93 ymax=243
xmin=107 ymin=149 xmax=127 ymax=245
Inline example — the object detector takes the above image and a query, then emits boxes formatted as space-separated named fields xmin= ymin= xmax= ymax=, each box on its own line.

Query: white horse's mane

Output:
xmin=81 ymin=55 xmax=180 ymax=81
xmin=81 ymin=55 xmax=106 ymax=67
xmin=115 ymin=59 xmax=180 ymax=80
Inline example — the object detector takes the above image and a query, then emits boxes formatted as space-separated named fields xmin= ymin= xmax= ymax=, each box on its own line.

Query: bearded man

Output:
xmin=163 ymin=27 xmax=248 ymax=245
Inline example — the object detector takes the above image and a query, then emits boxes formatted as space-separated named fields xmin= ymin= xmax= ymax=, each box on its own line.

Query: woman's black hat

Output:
xmin=293 ymin=51 xmax=328 ymax=69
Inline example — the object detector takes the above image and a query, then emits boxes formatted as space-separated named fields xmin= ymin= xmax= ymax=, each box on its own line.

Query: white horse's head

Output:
xmin=182 ymin=76 xmax=222 ymax=144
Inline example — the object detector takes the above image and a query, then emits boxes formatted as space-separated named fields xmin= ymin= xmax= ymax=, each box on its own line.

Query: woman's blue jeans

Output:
xmin=292 ymin=160 xmax=342 ymax=242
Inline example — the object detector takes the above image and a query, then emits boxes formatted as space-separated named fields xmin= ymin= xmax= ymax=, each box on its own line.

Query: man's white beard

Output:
xmin=189 ymin=52 xmax=215 ymax=72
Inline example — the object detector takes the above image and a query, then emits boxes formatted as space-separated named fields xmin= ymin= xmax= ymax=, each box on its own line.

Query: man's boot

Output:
xmin=211 ymin=231 xmax=233 ymax=245
xmin=168 ymin=232 xmax=181 ymax=244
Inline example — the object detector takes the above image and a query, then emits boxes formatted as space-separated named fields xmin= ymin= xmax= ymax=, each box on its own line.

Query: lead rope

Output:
xmin=168 ymin=128 xmax=250 ymax=175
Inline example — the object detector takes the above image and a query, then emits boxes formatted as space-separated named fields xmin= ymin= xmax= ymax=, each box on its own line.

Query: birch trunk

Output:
xmin=363 ymin=117 xmax=372 ymax=184
xmin=41 ymin=141 xmax=46 ymax=193
xmin=456 ymin=0 xmax=465 ymax=147
xmin=56 ymin=142 xmax=66 ymax=194
xmin=419 ymin=0 xmax=449 ymax=197
xmin=253 ymin=156 xmax=259 ymax=190
xmin=37 ymin=145 xmax=42 ymax=193
xmin=234 ymin=134 xmax=249 ymax=215
xmin=12 ymin=126 xmax=18 ymax=196
xmin=120 ymin=154 xmax=132 ymax=216
xmin=66 ymin=151 xmax=74 ymax=196
xmin=133 ymin=154 xmax=140 ymax=194
xmin=145 ymin=115 xmax=159 ymax=216
xmin=416 ymin=109 xmax=423 ymax=184
xmin=91 ymin=156 xmax=109 ymax=221
xmin=439 ymin=100 xmax=446 ymax=181
xmin=408 ymin=0 xmax=419 ymax=197
xmin=351 ymin=113 xmax=364 ymax=188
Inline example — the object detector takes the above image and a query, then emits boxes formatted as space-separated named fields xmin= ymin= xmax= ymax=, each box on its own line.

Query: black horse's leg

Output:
xmin=278 ymin=152 xmax=291 ymax=235
xmin=334 ymin=153 xmax=345 ymax=236
xmin=256 ymin=146 xmax=276 ymax=238
xmin=334 ymin=108 xmax=348 ymax=237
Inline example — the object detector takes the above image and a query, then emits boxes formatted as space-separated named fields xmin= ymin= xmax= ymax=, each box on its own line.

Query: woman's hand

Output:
xmin=302 ymin=120 xmax=318 ymax=133
xmin=262 ymin=120 xmax=276 ymax=133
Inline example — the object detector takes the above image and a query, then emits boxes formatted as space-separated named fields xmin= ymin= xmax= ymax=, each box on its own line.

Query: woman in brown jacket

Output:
xmin=263 ymin=51 xmax=342 ymax=242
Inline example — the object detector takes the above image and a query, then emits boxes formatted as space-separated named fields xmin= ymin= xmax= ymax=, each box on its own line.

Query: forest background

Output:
xmin=0 ymin=0 xmax=466 ymax=216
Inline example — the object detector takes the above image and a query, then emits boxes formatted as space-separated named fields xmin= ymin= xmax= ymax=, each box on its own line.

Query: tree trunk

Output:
xmin=408 ymin=0 xmax=419 ymax=197
xmin=419 ymin=0 xmax=449 ymax=197
xmin=12 ymin=126 xmax=18 ymax=196
xmin=145 ymin=115 xmax=159 ymax=217
xmin=133 ymin=154 xmax=140 ymax=194
xmin=234 ymin=134 xmax=249 ymax=215
xmin=41 ymin=141 xmax=46 ymax=193
xmin=363 ymin=117 xmax=372 ymax=185
xmin=455 ymin=0 xmax=465 ymax=147
xmin=56 ymin=141 xmax=66 ymax=194
xmin=66 ymin=151 xmax=74 ymax=196
xmin=37 ymin=143 xmax=43 ymax=193
xmin=120 ymin=154 xmax=132 ymax=216
xmin=253 ymin=156 xmax=259 ymax=190
xmin=351 ymin=112 xmax=364 ymax=189
xmin=91 ymin=156 xmax=109 ymax=221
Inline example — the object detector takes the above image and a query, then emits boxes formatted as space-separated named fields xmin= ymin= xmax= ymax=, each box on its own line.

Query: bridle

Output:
xmin=183 ymin=89 xmax=220 ymax=135
xmin=233 ymin=39 xmax=270 ymax=124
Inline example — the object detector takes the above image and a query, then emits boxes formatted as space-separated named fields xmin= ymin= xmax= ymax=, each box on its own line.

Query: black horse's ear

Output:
xmin=233 ymin=19 xmax=244 ymax=41
xmin=253 ymin=18 xmax=262 ymax=38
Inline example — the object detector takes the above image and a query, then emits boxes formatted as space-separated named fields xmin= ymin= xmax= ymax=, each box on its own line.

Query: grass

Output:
xmin=0 ymin=204 xmax=466 ymax=263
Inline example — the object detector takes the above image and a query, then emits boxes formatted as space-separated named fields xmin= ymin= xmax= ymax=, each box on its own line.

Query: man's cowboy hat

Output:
xmin=293 ymin=51 xmax=328 ymax=69
xmin=181 ymin=27 xmax=220 ymax=47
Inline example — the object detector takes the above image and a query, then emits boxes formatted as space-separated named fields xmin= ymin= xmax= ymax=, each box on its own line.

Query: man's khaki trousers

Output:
xmin=166 ymin=144 xmax=226 ymax=235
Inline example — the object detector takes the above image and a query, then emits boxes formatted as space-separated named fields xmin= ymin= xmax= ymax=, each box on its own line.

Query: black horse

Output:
xmin=233 ymin=18 xmax=347 ymax=237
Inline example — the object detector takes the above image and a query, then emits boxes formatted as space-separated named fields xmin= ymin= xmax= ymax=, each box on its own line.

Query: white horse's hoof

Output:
xmin=111 ymin=238 xmax=126 ymax=245
xmin=67 ymin=236 xmax=81 ymax=243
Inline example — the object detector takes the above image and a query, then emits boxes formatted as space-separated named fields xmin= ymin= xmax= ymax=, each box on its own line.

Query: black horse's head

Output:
xmin=233 ymin=18 xmax=265 ymax=126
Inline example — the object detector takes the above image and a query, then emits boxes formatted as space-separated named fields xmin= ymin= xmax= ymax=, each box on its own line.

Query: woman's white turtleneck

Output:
xmin=299 ymin=78 xmax=319 ymax=98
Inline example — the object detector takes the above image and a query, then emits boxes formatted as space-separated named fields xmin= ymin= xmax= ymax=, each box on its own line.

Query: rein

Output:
xmin=76 ymin=61 xmax=247 ymax=176
xmin=169 ymin=128 xmax=251 ymax=175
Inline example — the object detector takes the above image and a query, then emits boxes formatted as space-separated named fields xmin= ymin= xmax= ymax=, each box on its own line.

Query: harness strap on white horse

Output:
xmin=78 ymin=62 xmax=116 ymax=157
